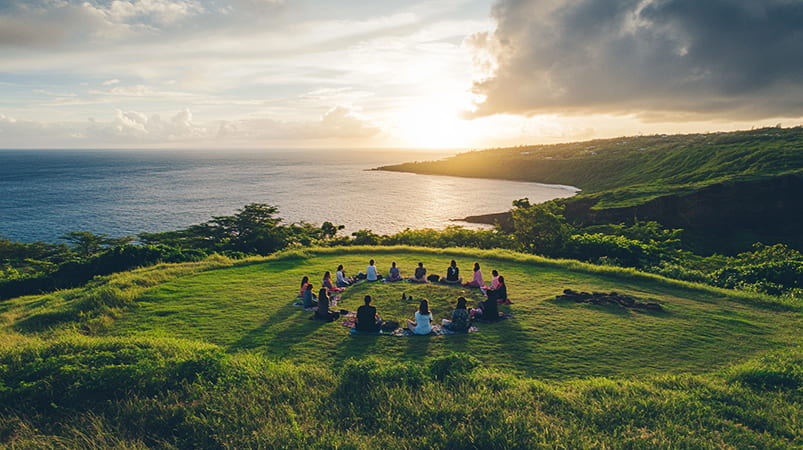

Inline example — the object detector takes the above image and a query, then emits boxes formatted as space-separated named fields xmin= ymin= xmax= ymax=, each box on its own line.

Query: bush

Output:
xmin=0 ymin=338 xmax=226 ymax=411
xmin=564 ymin=233 xmax=664 ymax=268
xmin=429 ymin=353 xmax=480 ymax=381
xmin=712 ymin=261 xmax=803 ymax=294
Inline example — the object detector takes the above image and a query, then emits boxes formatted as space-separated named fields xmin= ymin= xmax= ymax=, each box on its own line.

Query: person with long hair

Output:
xmin=462 ymin=262 xmax=484 ymax=288
xmin=486 ymin=275 xmax=508 ymax=304
xmin=299 ymin=276 xmax=311 ymax=298
xmin=302 ymin=283 xmax=318 ymax=308
xmin=442 ymin=296 xmax=470 ymax=333
xmin=407 ymin=299 xmax=433 ymax=335
xmin=336 ymin=264 xmax=352 ymax=287
xmin=322 ymin=271 xmax=344 ymax=292
xmin=314 ymin=288 xmax=340 ymax=322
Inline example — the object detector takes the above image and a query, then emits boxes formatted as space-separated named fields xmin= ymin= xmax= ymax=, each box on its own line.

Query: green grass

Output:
xmin=379 ymin=127 xmax=803 ymax=209
xmin=1 ymin=247 xmax=801 ymax=447
xmin=85 ymin=247 xmax=799 ymax=380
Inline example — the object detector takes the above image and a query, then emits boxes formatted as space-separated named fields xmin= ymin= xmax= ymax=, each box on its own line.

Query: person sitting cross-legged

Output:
xmin=406 ymin=299 xmax=433 ymax=335
xmin=386 ymin=261 xmax=403 ymax=282
xmin=442 ymin=259 xmax=462 ymax=284
xmin=408 ymin=262 xmax=427 ymax=283
xmin=442 ymin=296 xmax=471 ymax=333
xmin=355 ymin=295 xmax=382 ymax=332
xmin=486 ymin=275 xmax=508 ymax=304
xmin=314 ymin=288 xmax=340 ymax=322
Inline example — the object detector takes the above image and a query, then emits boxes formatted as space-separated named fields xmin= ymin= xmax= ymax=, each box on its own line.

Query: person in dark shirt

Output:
xmin=315 ymin=288 xmax=340 ymax=322
xmin=486 ymin=275 xmax=508 ymax=304
xmin=476 ymin=288 xmax=499 ymax=321
xmin=442 ymin=259 xmax=462 ymax=284
xmin=302 ymin=283 xmax=318 ymax=308
xmin=409 ymin=262 xmax=427 ymax=283
xmin=443 ymin=296 xmax=471 ymax=332
xmin=355 ymin=295 xmax=381 ymax=332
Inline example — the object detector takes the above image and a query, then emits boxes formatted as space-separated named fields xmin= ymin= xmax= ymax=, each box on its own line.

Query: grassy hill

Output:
xmin=380 ymin=127 xmax=803 ymax=208
xmin=379 ymin=127 xmax=803 ymax=253
xmin=1 ymin=248 xmax=801 ymax=447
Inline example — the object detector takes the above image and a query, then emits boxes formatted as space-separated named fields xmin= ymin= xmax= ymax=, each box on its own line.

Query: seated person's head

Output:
xmin=364 ymin=295 xmax=372 ymax=306
xmin=456 ymin=297 xmax=467 ymax=309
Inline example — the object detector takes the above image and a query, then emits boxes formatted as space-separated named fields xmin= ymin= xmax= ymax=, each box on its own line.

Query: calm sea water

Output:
xmin=0 ymin=149 xmax=578 ymax=243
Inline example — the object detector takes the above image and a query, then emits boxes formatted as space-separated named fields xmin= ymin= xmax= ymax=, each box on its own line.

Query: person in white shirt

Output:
xmin=336 ymin=264 xmax=352 ymax=287
xmin=366 ymin=259 xmax=381 ymax=281
xmin=407 ymin=299 xmax=433 ymax=335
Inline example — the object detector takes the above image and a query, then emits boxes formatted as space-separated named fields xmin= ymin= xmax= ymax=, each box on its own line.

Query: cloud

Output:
xmin=0 ymin=0 xmax=265 ymax=48
xmin=215 ymin=106 xmax=381 ymax=143
xmin=86 ymin=108 xmax=208 ymax=142
xmin=469 ymin=0 xmax=803 ymax=119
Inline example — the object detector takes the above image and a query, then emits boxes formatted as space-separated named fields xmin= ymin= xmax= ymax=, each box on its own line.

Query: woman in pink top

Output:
xmin=462 ymin=262 xmax=484 ymax=288
xmin=489 ymin=270 xmax=500 ymax=290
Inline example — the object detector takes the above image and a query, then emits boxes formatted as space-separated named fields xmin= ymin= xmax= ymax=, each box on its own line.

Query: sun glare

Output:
xmin=395 ymin=99 xmax=475 ymax=149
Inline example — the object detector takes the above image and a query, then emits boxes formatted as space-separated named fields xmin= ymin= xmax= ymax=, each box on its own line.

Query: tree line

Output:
xmin=2 ymin=201 xmax=801 ymax=301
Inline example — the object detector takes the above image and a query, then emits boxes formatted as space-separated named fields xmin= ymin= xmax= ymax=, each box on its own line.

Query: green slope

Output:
xmin=3 ymin=247 xmax=800 ymax=378
xmin=1 ymin=248 xmax=801 ymax=448
xmin=379 ymin=127 xmax=803 ymax=209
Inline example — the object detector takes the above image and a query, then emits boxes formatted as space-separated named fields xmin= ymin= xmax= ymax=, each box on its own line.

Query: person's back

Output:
xmin=481 ymin=295 xmax=499 ymax=320
xmin=449 ymin=308 xmax=470 ymax=332
xmin=303 ymin=285 xmax=317 ymax=308
xmin=315 ymin=288 xmax=340 ymax=322
xmin=316 ymin=293 xmax=331 ymax=319
xmin=356 ymin=304 xmax=379 ymax=332
xmin=415 ymin=265 xmax=426 ymax=279
xmin=366 ymin=259 xmax=379 ymax=281
xmin=413 ymin=310 xmax=432 ymax=334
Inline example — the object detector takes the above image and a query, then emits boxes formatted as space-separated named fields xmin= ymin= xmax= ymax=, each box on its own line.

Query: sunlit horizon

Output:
xmin=1 ymin=0 xmax=801 ymax=150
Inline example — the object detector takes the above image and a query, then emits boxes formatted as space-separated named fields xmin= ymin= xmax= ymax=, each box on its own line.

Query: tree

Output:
xmin=59 ymin=231 xmax=133 ymax=258
xmin=320 ymin=221 xmax=345 ymax=240
xmin=510 ymin=199 xmax=572 ymax=257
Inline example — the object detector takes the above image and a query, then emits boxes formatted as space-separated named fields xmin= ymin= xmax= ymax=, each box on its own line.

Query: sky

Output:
xmin=1 ymin=0 xmax=802 ymax=150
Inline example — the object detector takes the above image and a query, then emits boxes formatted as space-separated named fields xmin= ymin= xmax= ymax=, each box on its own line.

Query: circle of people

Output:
xmin=298 ymin=260 xmax=509 ymax=335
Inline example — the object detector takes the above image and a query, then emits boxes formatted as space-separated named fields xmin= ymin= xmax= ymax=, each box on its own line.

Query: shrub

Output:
xmin=429 ymin=353 xmax=480 ymax=381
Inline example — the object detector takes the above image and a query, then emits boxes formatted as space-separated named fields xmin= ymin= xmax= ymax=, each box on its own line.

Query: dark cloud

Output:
xmin=470 ymin=0 xmax=803 ymax=119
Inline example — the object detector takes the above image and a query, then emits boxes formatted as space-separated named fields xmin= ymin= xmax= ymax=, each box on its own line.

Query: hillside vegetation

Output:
xmin=1 ymin=247 xmax=801 ymax=447
xmin=379 ymin=127 xmax=803 ymax=254
xmin=380 ymin=127 xmax=803 ymax=208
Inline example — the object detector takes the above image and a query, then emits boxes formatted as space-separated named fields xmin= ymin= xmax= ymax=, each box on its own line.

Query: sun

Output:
xmin=394 ymin=98 xmax=475 ymax=149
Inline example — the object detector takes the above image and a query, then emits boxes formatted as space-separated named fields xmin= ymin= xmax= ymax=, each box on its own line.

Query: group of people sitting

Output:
xmin=353 ymin=294 xmax=494 ymax=335
xmin=297 ymin=258 xmax=510 ymax=330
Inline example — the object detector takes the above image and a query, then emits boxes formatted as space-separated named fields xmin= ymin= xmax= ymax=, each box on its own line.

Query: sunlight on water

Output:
xmin=0 ymin=149 xmax=578 ymax=242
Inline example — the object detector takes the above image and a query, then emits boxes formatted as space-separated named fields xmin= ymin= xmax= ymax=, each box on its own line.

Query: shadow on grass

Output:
xmin=546 ymin=298 xmax=672 ymax=318
xmin=230 ymin=301 xmax=325 ymax=353
xmin=13 ymin=308 xmax=78 ymax=333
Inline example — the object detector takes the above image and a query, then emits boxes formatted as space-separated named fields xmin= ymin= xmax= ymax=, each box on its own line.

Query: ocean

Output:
xmin=0 ymin=149 xmax=578 ymax=243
